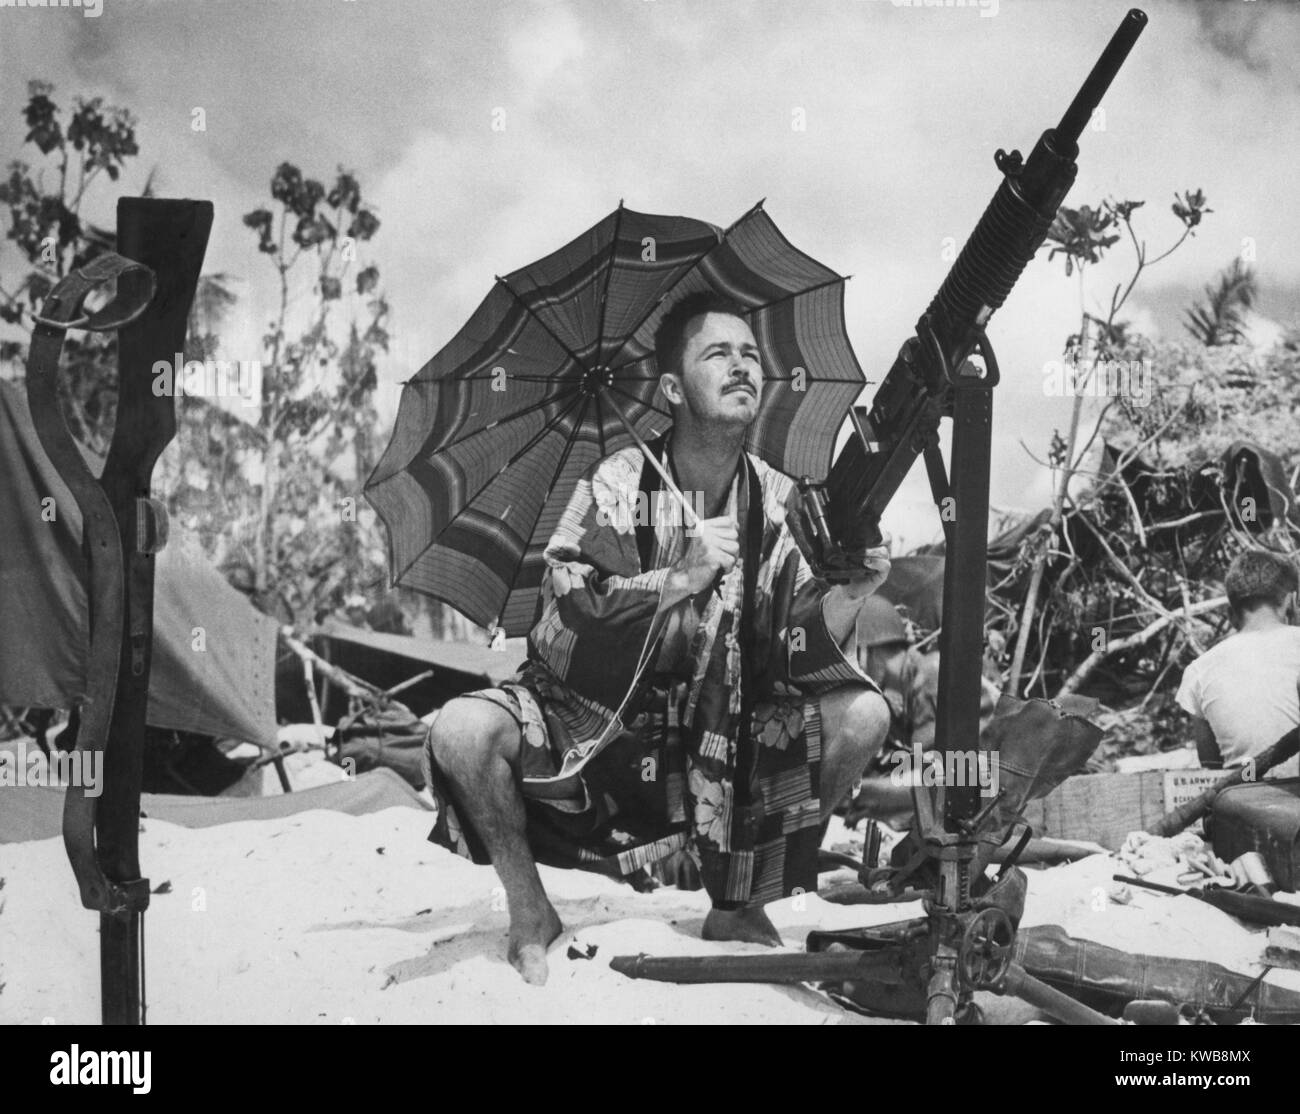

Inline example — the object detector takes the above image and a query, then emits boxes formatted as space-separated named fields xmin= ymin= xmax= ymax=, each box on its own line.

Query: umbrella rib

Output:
xmin=599 ymin=199 xmax=767 ymax=374
xmin=604 ymin=353 xmax=654 ymax=377
xmin=418 ymin=381 xmax=583 ymax=460
xmin=606 ymin=382 xmax=672 ymax=422
xmin=592 ymin=200 xmax=625 ymax=368
xmin=495 ymin=389 xmax=592 ymax=625
xmin=495 ymin=274 xmax=593 ymax=374
xmin=611 ymin=371 xmax=806 ymax=382
xmin=593 ymin=387 xmax=606 ymax=459
xmin=406 ymin=373 xmax=571 ymax=385
xmin=397 ymin=389 xmax=589 ymax=584
xmin=744 ymin=272 xmax=849 ymax=313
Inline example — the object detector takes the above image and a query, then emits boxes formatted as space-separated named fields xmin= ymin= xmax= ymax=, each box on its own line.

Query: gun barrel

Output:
xmin=1055 ymin=9 xmax=1149 ymax=150
xmin=610 ymin=950 xmax=892 ymax=984
xmin=1114 ymin=874 xmax=1300 ymax=928
xmin=1151 ymin=727 xmax=1300 ymax=837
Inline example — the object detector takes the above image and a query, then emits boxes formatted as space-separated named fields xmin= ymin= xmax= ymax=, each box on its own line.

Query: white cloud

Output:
xmin=4 ymin=0 xmax=1298 ymax=516
xmin=506 ymin=1 xmax=588 ymax=94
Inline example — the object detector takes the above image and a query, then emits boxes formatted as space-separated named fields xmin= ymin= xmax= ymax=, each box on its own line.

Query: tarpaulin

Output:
xmin=0 ymin=380 xmax=277 ymax=747
xmin=0 ymin=767 xmax=429 ymax=844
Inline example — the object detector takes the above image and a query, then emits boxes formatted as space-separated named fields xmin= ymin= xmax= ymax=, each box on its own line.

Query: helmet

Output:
xmin=856 ymin=594 xmax=910 ymax=648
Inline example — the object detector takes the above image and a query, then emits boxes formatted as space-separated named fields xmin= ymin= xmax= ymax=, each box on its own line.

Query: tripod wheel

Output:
xmin=957 ymin=907 xmax=1014 ymax=989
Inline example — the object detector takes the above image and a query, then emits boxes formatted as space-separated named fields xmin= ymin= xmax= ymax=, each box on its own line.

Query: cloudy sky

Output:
xmin=3 ymin=0 xmax=1297 ymax=547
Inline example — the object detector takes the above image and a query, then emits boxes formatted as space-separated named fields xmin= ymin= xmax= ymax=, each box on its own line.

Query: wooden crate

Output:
xmin=1020 ymin=768 xmax=1226 ymax=849
xmin=1021 ymin=772 xmax=1164 ymax=850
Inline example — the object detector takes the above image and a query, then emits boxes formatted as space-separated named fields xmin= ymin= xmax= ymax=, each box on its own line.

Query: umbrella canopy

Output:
xmin=366 ymin=202 xmax=866 ymax=635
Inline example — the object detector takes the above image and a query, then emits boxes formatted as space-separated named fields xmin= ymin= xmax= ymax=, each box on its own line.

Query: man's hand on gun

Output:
xmin=822 ymin=535 xmax=891 ymax=646
xmin=831 ymin=539 xmax=892 ymax=600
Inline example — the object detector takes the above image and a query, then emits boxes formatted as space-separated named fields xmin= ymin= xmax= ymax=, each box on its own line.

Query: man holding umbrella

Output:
xmin=423 ymin=291 xmax=892 ymax=985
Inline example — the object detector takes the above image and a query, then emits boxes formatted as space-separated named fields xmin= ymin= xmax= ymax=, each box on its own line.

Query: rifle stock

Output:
xmin=1115 ymin=873 xmax=1300 ymax=929
xmin=1149 ymin=726 xmax=1300 ymax=838
xmin=25 ymin=199 xmax=212 ymax=1026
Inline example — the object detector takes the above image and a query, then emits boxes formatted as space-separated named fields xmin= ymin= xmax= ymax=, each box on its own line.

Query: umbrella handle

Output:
xmin=604 ymin=393 xmax=702 ymax=530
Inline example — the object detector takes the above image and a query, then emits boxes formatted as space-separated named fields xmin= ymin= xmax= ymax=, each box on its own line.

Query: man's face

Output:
xmin=661 ymin=312 xmax=763 ymax=430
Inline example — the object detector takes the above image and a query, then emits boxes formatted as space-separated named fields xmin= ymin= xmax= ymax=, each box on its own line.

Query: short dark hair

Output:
xmin=1225 ymin=550 xmax=1298 ymax=623
xmin=653 ymin=291 xmax=750 ymax=379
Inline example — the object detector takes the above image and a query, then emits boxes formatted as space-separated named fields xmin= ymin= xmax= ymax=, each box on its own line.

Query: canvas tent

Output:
xmin=300 ymin=620 xmax=524 ymax=722
xmin=0 ymin=379 xmax=277 ymax=749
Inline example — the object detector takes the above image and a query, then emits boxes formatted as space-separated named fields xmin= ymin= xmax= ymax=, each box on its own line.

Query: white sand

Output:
xmin=2 ymin=806 xmax=1295 ymax=1024
xmin=1022 ymin=852 xmax=1300 ymax=990
xmin=0 ymin=807 xmax=907 ymax=1025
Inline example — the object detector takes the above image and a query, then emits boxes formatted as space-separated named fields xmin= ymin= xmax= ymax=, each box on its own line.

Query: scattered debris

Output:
xmin=1116 ymin=830 xmax=1215 ymax=878
xmin=1264 ymin=926 xmax=1300 ymax=971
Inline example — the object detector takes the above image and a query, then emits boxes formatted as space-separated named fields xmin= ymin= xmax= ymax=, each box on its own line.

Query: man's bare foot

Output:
xmin=506 ymin=904 xmax=563 ymax=986
xmin=701 ymin=904 xmax=783 ymax=946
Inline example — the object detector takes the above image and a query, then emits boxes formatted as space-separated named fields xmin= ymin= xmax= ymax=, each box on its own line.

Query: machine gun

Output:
xmin=617 ymin=11 xmax=1150 ymax=1025
xmin=796 ymin=7 xmax=1149 ymax=579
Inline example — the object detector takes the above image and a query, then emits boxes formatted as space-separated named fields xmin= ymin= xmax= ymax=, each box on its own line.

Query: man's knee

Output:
xmin=850 ymin=687 xmax=891 ymax=740
xmin=824 ymin=685 xmax=890 ymax=762
xmin=427 ymin=696 xmax=522 ymax=772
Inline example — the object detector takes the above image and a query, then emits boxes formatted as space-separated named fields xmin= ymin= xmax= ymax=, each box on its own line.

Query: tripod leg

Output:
xmin=1000 ymin=962 xmax=1118 ymax=1026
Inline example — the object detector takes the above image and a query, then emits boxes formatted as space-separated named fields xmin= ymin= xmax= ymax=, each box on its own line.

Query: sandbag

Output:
xmin=1016 ymin=924 xmax=1300 ymax=1024
xmin=972 ymin=694 xmax=1102 ymax=874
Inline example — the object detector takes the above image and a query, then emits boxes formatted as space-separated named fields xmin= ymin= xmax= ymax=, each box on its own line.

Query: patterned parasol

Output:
xmin=365 ymin=202 xmax=866 ymax=635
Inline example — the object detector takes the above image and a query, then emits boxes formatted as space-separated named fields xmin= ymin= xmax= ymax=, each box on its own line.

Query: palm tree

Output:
xmin=1184 ymin=258 xmax=1256 ymax=347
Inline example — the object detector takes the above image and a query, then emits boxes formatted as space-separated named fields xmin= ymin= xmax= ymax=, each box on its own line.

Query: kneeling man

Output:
xmin=424 ymin=292 xmax=892 ymax=983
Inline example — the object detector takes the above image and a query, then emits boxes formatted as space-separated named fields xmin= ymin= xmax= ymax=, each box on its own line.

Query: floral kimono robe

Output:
xmin=425 ymin=439 xmax=876 ymax=907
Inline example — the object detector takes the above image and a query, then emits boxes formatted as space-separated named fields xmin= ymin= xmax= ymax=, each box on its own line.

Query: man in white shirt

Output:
xmin=1176 ymin=550 xmax=1300 ymax=778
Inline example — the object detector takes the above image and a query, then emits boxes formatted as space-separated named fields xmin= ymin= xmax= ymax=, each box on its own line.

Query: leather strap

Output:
xmin=634 ymin=432 xmax=669 ymax=572
xmin=24 ymin=253 xmax=156 ymax=916
xmin=734 ymin=455 xmax=763 ymax=809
